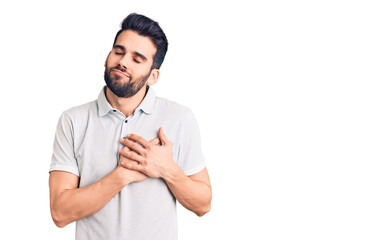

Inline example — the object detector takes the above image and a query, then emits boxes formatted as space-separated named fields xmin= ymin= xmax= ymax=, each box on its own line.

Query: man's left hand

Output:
xmin=119 ymin=127 xmax=176 ymax=179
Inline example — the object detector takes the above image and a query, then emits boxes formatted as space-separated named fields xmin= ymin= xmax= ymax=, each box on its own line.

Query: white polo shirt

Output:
xmin=49 ymin=86 xmax=205 ymax=240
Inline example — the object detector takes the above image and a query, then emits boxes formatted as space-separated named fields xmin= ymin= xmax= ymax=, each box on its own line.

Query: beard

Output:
xmin=104 ymin=65 xmax=151 ymax=98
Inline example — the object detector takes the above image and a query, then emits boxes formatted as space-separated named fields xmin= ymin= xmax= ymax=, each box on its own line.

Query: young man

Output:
xmin=49 ymin=13 xmax=211 ymax=240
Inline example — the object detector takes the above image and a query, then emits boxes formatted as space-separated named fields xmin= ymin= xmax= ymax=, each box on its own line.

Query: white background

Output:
xmin=1 ymin=0 xmax=390 ymax=239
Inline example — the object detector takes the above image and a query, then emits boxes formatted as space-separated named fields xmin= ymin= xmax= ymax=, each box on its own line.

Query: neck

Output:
xmin=105 ymin=85 xmax=148 ymax=117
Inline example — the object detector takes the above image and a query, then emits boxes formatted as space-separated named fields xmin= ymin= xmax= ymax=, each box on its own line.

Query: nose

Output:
xmin=118 ymin=54 xmax=130 ymax=69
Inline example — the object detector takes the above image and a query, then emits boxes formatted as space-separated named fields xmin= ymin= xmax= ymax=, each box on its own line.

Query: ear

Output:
xmin=146 ymin=69 xmax=160 ymax=86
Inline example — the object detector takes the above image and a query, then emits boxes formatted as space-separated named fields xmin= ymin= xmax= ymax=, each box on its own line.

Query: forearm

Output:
xmin=51 ymin=168 xmax=127 ymax=227
xmin=164 ymin=166 xmax=212 ymax=216
xmin=119 ymin=131 xmax=212 ymax=216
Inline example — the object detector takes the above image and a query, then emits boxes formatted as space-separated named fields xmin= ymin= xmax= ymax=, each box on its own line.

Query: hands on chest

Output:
xmin=118 ymin=127 xmax=177 ymax=182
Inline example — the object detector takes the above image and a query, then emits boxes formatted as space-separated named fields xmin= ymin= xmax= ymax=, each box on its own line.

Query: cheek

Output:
xmin=106 ymin=54 xmax=120 ymax=67
xmin=128 ymin=69 xmax=142 ymax=79
xmin=136 ymin=64 xmax=152 ymax=75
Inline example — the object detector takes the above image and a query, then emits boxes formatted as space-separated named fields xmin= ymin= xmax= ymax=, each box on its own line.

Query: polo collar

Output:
xmin=97 ymin=85 xmax=156 ymax=117
xmin=97 ymin=87 xmax=113 ymax=117
xmin=136 ymin=85 xmax=155 ymax=115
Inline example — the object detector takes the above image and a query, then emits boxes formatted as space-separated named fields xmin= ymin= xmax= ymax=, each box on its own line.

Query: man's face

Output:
xmin=104 ymin=30 xmax=157 ymax=98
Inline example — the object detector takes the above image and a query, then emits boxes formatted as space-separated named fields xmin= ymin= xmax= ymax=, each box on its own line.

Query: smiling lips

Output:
xmin=112 ymin=69 xmax=130 ymax=78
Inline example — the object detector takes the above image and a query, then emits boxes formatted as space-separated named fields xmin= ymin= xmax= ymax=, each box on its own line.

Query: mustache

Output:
xmin=111 ymin=66 xmax=131 ymax=78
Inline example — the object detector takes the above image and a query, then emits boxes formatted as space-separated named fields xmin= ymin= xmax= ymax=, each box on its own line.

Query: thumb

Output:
xmin=158 ymin=127 xmax=169 ymax=145
xmin=150 ymin=137 xmax=161 ymax=146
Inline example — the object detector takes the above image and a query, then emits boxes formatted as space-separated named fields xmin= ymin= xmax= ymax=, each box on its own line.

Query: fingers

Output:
xmin=126 ymin=134 xmax=150 ymax=148
xmin=122 ymin=146 xmax=131 ymax=151
xmin=120 ymin=161 xmax=145 ymax=173
xmin=119 ymin=157 xmax=138 ymax=167
xmin=122 ymin=134 xmax=160 ymax=149
xmin=158 ymin=127 xmax=172 ymax=146
xmin=120 ymin=138 xmax=145 ymax=155
xmin=150 ymin=137 xmax=161 ymax=146
xmin=119 ymin=148 xmax=144 ymax=163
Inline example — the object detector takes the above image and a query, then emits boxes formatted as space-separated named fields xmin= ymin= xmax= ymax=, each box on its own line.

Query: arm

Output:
xmin=49 ymin=112 xmax=156 ymax=227
xmin=49 ymin=168 xmax=127 ymax=228
xmin=49 ymin=146 xmax=149 ymax=228
xmin=119 ymin=128 xmax=212 ymax=216
xmin=164 ymin=167 xmax=212 ymax=216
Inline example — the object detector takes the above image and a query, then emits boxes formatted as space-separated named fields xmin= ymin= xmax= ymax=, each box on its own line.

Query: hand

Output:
xmin=119 ymin=127 xmax=176 ymax=179
xmin=117 ymin=137 xmax=161 ymax=184
xmin=117 ymin=146 xmax=147 ymax=183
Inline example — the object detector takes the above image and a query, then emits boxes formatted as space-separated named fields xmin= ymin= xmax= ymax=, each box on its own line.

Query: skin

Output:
xmin=49 ymin=30 xmax=212 ymax=228
xmin=120 ymin=128 xmax=212 ymax=216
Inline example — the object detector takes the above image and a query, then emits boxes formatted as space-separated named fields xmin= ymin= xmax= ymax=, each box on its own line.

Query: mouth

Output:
xmin=112 ymin=69 xmax=130 ymax=78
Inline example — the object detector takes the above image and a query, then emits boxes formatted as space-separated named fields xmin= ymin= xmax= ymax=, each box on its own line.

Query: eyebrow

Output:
xmin=133 ymin=51 xmax=147 ymax=61
xmin=113 ymin=44 xmax=148 ymax=61
xmin=113 ymin=44 xmax=126 ymax=51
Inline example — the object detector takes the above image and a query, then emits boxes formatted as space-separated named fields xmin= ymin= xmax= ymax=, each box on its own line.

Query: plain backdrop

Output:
xmin=1 ymin=0 xmax=390 ymax=239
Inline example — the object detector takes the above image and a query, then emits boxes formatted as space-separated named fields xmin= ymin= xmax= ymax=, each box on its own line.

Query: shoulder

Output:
xmin=60 ymin=100 xmax=98 ymax=122
xmin=154 ymin=96 xmax=193 ymax=120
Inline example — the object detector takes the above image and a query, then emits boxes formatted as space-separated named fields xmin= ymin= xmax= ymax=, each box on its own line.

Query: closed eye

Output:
xmin=133 ymin=58 xmax=140 ymax=63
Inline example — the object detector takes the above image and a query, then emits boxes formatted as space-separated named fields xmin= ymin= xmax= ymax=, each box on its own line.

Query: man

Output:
xmin=49 ymin=13 xmax=212 ymax=240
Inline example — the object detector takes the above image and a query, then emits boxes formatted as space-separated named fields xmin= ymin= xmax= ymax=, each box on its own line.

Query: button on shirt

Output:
xmin=49 ymin=86 xmax=205 ymax=240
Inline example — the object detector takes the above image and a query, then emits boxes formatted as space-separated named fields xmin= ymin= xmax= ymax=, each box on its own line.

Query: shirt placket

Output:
xmin=116 ymin=110 xmax=139 ymax=165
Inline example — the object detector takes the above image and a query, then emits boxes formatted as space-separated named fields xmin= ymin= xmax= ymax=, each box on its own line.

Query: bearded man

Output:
xmin=49 ymin=13 xmax=211 ymax=240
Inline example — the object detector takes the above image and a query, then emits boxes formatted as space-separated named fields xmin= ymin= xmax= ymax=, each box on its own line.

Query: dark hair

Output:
xmin=113 ymin=13 xmax=168 ymax=70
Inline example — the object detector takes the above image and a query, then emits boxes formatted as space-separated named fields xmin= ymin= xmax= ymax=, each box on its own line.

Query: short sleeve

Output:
xmin=177 ymin=109 xmax=206 ymax=176
xmin=49 ymin=112 xmax=80 ymax=176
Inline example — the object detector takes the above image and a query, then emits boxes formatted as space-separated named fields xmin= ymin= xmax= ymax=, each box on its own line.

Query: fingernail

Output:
xmin=118 ymin=149 xmax=122 ymax=153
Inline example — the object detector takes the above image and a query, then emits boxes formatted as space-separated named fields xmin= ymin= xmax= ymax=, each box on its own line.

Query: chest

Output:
xmin=74 ymin=113 xmax=179 ymax=187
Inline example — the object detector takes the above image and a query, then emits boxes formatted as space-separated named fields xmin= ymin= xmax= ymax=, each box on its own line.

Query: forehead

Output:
xmin=114 ymin=30 xmax=156 ymax=59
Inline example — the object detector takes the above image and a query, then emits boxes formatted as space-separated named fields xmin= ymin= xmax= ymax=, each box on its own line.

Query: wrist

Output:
xmin=113 ymin=167 xmax=132 ymax=187
xmin=162 ymin=164 xmax=185 ymax=184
